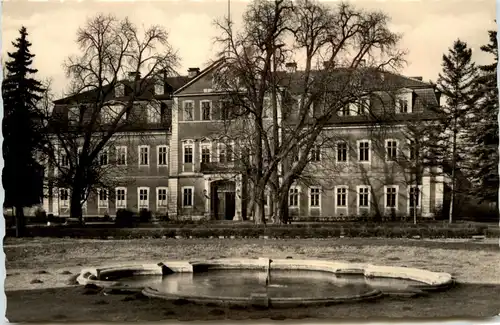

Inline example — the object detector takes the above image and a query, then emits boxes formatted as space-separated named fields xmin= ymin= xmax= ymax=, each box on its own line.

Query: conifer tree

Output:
xmin=468 ymin=29 xmax=499 ymax=208
xmin=2 ymin=26 xmax=45 ymax=236
xmin=436 ymin=39 xmax=478 ymax=223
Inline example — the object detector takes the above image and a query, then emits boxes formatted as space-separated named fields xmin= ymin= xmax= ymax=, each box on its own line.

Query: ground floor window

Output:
xmin=183 ymin=187 xmax=193 ymax=207
xmin=138 ymin=187 xmax=149 ymax=209
xmin=116 ymin=188 xmax=127 ymax=208
xmin=336 ymin=187 xmax=347 ymax=207
xmin=157 ymin=187 xmax=168 ymax=208
xmin=289 ymin=187 xmax=299 ymax=207
xmin=358 ymin=186 xmax=370 ymax=207
xmin=409 ymin=186 xmax=420 ymax=207
xmin=310 ymin=187 xmax=321 ymax=208
xmin=385 ymin=186 xmax=397 ymax=208
xmin=98 ymin=189 xmax=109 ymax=208
xmin=60 ymin=188 xmax=69 ymax=207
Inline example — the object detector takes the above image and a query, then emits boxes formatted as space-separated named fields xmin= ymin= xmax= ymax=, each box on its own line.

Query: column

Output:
xmin=204 ymin=177 xmax=210 ymax=218
xmin=235 ymin=175 xmax=242 ymax=221
xmin=421 ymin=168 xmax=431 ymax=216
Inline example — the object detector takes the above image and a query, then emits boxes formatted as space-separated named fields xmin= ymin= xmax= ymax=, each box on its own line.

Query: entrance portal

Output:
xmin=210 ymin=180 xmax=236 ymax=220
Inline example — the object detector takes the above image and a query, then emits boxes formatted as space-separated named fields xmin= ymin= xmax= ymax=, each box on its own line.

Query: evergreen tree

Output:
xmin=468 ymin=29 xmax=499 ymax=207
xmin=436 ymin=39 xmax=478 ymax=223
xmin=2 ymin=26 xmax=45 ymax=237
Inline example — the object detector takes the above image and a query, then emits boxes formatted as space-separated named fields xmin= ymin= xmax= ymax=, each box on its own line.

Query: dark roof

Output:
xmin=54 ymin=75 xmax=190 ymax=105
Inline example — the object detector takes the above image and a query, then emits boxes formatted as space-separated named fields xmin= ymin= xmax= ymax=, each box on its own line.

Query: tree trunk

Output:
xmin=15 ymin=205 xmax=25 ymax=238
xmin=70 ymin=184 xmax=84 ymax=224
xmin=277 ymin=189 xmax=290 ymax=224
xmin=253 ymin=183 xmax=266 ymax=225
xmin=449 ymin=128 xmax=458 ymax=224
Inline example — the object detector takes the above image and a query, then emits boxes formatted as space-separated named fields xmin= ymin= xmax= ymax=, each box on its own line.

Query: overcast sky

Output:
xmin=2 ymin=0 xmax=497 ymax=97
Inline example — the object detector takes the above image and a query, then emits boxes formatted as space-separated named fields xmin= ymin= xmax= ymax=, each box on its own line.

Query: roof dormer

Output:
xmin=115 ymin=83 xmax=125 ymax=98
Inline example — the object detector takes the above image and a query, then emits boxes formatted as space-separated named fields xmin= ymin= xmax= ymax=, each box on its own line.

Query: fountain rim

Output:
xmin=76 ymin=258 xmax=454 ymax=307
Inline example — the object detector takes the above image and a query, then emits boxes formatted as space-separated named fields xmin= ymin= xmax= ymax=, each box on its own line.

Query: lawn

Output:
xmin=4 ymin=237 xmax=500 ymax=321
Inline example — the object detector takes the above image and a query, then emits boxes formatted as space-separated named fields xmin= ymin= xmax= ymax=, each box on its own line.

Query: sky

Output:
xmin=1 ymin=0 xmax=497 ymax=97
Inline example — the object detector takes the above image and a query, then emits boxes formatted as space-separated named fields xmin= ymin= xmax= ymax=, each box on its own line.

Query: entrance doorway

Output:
xmin=210 ymin=180 xmax=236 ymax=220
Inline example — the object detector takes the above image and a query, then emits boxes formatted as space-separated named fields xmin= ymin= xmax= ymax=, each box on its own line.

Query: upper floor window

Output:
xmin=183 ymin=101 xmax=194 ymax=121
xmin=386 ymin=140 xmax=398 ymax=161
xmin=358 ymin=140 xmax=370 ymax=162
xmin=68 ymin=106 xmax=79 ymax=125
xmin=60 ymin=151 xmax=70 ymax=167
xmin=218 ymin=141 xmax=234 ymax=163
xmin=99 ymin=149 xmax=108 ymax=166
xmin=147 ymin=103 xmax=161 ymax=124
xmin=183 ymin=142 xmax=193 ymax=164
xmin=101 ymin=104 xmax=125 ymax=124
xmin=116 ymin=146 xmax=127 ymax=165
xmin=310 ymin=145 xmax=321 ymax=162
xmin=201 ymin=141 xmax=211 ymax=163
xmin=396 ymin=92 xmax=412 ymax=113
xmin=337 ymin=142 xmax=348 ymax=162
xmin=115 ymin=83 xmax=125 ymax=97
xmin=154 ymin=82 xmax=164 ymax=95
xmin=139 ymin=146 xmax=149 ymax=166
xmin=356 ymin=97 xmax=370 ymax=115
xmin=409 ymin=140 xmax=417 ymax=160
xmin=157 ymin=145 xmax=168 ymax=166
xmin=339 ymin=103 xmax=351 ymax=116
xmin=201 ymin=101 xmax=212 ymax=121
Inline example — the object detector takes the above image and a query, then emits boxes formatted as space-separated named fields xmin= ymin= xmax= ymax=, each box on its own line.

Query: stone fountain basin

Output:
xmin=76 ymin=258 xmax=453 ymax=307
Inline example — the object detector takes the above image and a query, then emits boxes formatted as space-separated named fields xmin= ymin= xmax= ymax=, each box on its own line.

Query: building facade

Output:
xmin=43 ymin=61 xmax=446 ymax=220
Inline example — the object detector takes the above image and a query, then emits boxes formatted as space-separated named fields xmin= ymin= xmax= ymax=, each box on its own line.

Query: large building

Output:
xmin=43 ymin=59 xmax=446 ymax=221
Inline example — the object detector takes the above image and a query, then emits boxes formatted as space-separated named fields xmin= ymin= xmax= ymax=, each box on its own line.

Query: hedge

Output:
xmin=5 ymin=224 xmax=499 ymax=239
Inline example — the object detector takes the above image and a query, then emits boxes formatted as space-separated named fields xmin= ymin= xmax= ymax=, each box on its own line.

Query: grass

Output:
xmin=4 ymin=237 xmax=500 ymax=321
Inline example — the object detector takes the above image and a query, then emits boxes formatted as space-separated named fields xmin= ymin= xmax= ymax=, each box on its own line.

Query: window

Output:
xmin=77 ymin=147 xmax=83 ymax=165
xmin=116 ymin=146 xmax=127 ymax=165
xmin=409 ymin=186 xmax=421 ymax=208
xmin=386 ymin=140 xmax=398 ymax=161
xmin=139 ymin=146 xmax=149 ymax=166
xmin=183 ymin=101 xmax=194 ymax=121
xmin=201 ymin=142 xmax=211 ymax=163
xmin=157 ymin=187 xmax=168 ymax=208
xmin=115 ymin=83 xmax=125 ymax=97
xmin=292 ymin=145 xmax=300 ymax=163
xmin=68 ymin=107 xmax=79 ymax=125
xmin=147 ymin=103 xmax=161 ymax=124
xmin=60 ymin=152 xmax=70 ymax=167
xmin=309 ymin=187 xmax=321 ymax=208
xmin=154 ymin=83 xmax=164 ymax=95
xmin=60 ymin=188 xmax=70 ymax=207
xmin=218 ymin=142 xmax=234 ymax=163
xmin=289 ymin=187 xmax=299 ymax=207
xmin=397 ymin=98 xmax=409 ymax=113
xmin=201 ymin=101 xmax=212 ymax=121
xmin=99 ymin=149 xmax=108 ymax=166
xmin=358 ymin=186 xmax=370 ymax=207
xmin=356 ymin=98 xmax=370 ymax=115
xmin=263 ymin=97 xmax=271 ymax=118
xmin=98 ymin=189 xmax=109 ymax=208
xmin=157 ymin=145 xmax=168 ymax=166
xmin=182 ymin=187 xmax=194 ymax=207
xmin=102 ymin=104 xmax=124 ymax=124
xmin=385 ymin=186 xmax=397 ymax=208
xmin=115 ymin=187 xmax=127 ymax=208
xmin=339 ymin=103 xmax=350 ymax=116
xmin=220 ymin=101 xmax=231 ymax=120
xmin=409 ymin=140 xmax=417 ymax=160
xmin=337 ymin=142 xmax=348 ymax=162
xmin=336 ymin=187 xmax=347 ymax=207
xmin=310 ymin=145 xmax=321 ymax=162
xmin=183 ymin=142 xmax=193 ymax=163
xmin=358 ymin=140 xmax=370 ymax=162
xmin=138 ymin=187 xmax=149 ymax=209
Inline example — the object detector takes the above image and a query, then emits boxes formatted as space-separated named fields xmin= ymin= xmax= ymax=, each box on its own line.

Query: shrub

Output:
xmin=115 ymin=209 xmax=135 ymax=227
xmin=139 ymin=209 xmax=152 ymax=223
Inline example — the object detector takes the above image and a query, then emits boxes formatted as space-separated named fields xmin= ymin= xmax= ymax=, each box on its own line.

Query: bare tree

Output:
xmin=213 ymin=0 xmax=406 ymax=224
xmin=40 ymin=14 xmax=179 ymax=222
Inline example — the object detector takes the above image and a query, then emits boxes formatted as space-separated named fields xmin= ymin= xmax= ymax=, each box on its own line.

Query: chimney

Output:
xmin=128 ymin=71 xmax=141 ymax=81
xmin=188 ymin=67 xmax=200 ymax=78
xmin=410 ymin=76 xmax=423 ymax=81
xmin=285 ymin=62 xmax=297 ymax=73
